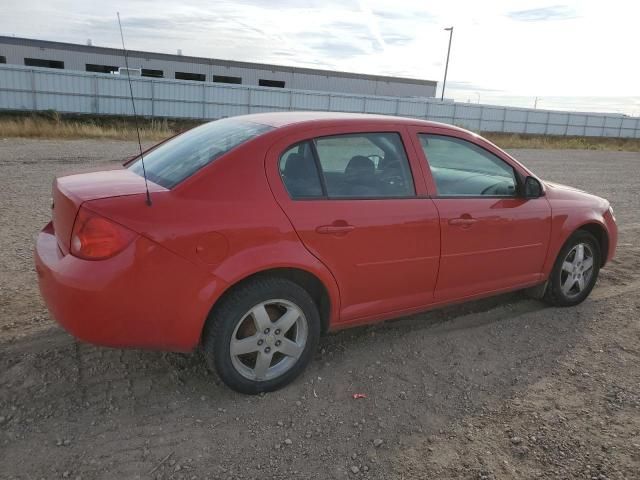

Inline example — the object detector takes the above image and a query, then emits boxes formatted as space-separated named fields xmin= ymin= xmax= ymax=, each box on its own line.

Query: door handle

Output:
xmin=316 ymin=224 xmax=356 ymax=235
xmin=449 ymin=217 xmax=478 ymax=227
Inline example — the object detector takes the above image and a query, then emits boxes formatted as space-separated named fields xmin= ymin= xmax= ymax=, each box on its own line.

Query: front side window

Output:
xmin=419 ymin=134 xmax=517 ymax=197
xmin=129 ymin=118 xmax=273 ymax=188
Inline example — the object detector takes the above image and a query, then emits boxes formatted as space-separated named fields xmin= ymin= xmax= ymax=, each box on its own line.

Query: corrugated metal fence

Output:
xmin=1 ymin=64 xmax=639 ymax=138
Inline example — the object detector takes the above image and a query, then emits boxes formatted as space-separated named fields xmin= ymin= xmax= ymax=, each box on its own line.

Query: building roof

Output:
xmin=0 ymin=35 xmax=437 ymax=87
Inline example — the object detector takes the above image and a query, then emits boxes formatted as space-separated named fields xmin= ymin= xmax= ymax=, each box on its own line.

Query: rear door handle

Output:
xmin=316 ymin=224 xmax=356 ymax=234
xmin=449 ymin=217 xmax=478 ymax=227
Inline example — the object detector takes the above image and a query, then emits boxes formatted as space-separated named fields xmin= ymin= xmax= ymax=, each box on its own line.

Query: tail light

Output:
xmin=70 ymin=208 xmax=136 ymax=260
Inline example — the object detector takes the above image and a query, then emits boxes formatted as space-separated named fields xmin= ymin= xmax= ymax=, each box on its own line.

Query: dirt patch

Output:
xmin=0 ymin=140 xmax=638 ymax=479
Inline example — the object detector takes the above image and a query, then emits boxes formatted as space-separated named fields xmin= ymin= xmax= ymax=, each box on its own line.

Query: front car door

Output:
xmin=409 ymin=126 xmax=552 ymax=301
xmin=266 ymin=124 xmax=440 ymax=326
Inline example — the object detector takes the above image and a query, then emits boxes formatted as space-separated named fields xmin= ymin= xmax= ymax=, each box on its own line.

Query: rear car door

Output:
xmin=266 ymin=125 xmax=440 ymax=325
xmin=409 ymin=127 xmax=551 ymax=301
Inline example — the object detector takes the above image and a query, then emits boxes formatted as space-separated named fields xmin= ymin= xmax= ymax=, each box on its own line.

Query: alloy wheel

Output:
xmin=229 ymin=299 xmax=308 ymax=381
xmin=560 ymin=243 xmax=595 ymax=298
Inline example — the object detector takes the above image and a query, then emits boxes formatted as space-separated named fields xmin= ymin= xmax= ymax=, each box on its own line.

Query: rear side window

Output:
xmin=419 ymin=134 xmax=517 ymax=197
xmin=129 ymin=118 xmax=273 ymax=188
xmin=315 ymin=133 xmax=414 ymax=198
xmin=279 ymin=133 xmax=415 ymax=199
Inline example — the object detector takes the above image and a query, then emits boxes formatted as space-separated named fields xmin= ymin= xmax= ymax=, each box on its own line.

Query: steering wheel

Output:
xmin=481 ymin=182 xmax=514 ymax=196
xmin=481 ymin=184 xmax=498 ymax=195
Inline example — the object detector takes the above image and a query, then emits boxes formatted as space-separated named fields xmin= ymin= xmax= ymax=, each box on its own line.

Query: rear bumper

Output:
xmin=35 ymin=222 xmax=225 ymax=352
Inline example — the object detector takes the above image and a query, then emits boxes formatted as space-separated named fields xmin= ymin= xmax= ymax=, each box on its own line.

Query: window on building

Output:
xmin=212 ymin=75 xmax=242 ymax=85
xmin=175 ymin=72 xmax=205 ymax=81
xmin=118 ymin=67 xmax=141 ymax=76
xmin=86 ymin=64 xmax=119 ymax=74
xmin=0 ymin=56 xmax=6 ymax=64
xmin=24 ymin=58 xmax=64 ymax=69
xmin=142 ymin=69 xmax=164 ymax=78
xmin=259 ymin=79 xmax=285 ymax=88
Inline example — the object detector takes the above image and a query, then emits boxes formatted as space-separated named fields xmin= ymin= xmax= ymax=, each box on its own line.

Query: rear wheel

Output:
xmin=544 ymin=230 xmax=600 ymax=307
xmin=203 ymin=277 xmax=320 ymax=394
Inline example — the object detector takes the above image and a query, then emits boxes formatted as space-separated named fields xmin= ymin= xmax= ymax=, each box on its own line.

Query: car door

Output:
xmin=409 ymin=127 xmax=551 ymax=301
xmin=266 ymin=125 xmax=440 ymax=325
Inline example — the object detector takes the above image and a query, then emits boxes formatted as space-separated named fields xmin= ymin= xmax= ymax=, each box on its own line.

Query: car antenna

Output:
xmin=117 ymin=12 xmax=152 ymax=206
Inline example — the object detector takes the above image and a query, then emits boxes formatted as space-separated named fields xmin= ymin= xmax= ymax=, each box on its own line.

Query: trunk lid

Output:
xmin=52 ymin=169 xmax=166 ymax=253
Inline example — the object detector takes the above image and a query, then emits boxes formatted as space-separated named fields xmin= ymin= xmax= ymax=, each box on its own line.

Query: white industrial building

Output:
xmin=0 ymin=36 xmax=437 ymax=98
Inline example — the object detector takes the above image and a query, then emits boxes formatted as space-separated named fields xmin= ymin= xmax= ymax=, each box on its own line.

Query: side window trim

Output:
xmin=418 ymin=133 xmax=521 ymax=199
xmin=308 ymin=139 xmax=329 ymax=197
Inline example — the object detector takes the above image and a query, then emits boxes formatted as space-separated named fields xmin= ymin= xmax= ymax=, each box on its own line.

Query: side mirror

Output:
xmin=523 ymin=176 xmax=544 ymax=199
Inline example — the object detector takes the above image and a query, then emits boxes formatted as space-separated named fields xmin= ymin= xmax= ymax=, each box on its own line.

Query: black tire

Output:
xmin=202 ymin=277 xmax=320 ymax=394
xmin=544 ymin=230 xmax=601 ymax=307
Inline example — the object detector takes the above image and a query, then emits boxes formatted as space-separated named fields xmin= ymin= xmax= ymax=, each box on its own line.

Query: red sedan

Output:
xmin=35 ymin=112 xmax=617 ymax=393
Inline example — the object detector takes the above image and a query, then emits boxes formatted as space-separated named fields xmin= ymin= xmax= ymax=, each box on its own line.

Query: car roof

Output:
xmin=238 ymin=111 xmax=467 ymax=132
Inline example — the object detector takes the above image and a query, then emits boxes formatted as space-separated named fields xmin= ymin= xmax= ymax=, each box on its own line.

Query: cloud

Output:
xmin=308 ymin=40 xmax=371 ymax=59
xmin=358 ymin=0 xmax=386 ymax=51
xmin=382 ymin=34 xmax=413 ymax=46
xmin=446 ymin=81 xmax=502 ymax=93
xmin=507 ymin=5 xmax=579 ymax=22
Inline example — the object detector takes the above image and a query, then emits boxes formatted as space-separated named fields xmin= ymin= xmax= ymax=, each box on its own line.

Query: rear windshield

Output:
xmin=129 ymin=118 xmax=273 ymax=188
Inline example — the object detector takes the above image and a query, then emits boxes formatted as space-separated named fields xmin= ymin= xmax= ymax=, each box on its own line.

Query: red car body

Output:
xmin=35 ymin=112 xmax=617 ymax=352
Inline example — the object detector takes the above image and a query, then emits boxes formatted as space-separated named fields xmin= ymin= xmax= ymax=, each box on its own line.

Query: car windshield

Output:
xmin=129 ymin=118 xmax=273 ymax=188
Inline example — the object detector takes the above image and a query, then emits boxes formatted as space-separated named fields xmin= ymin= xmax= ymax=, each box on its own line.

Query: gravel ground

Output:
xmin=0 ymin=139 xmax=639 ymax=479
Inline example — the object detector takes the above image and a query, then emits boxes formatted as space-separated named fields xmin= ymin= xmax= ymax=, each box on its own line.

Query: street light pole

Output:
xmin=441 ymin=26 xmax=454 ymax=101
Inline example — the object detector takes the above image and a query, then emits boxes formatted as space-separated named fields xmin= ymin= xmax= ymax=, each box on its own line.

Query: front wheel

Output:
xmin=544 ymin=230 xmax=601 ymax=307
xmin=202 ymin=277 xmax=320 ymax=394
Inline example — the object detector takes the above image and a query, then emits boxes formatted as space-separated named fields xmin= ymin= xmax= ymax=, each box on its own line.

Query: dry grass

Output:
xmin=484 ymin=132 xmax=640 ymax=152
xmin=1 ymin=113 xmax=639 ymax=151
xmin=0 ymin=114 xmax=176 ymax=141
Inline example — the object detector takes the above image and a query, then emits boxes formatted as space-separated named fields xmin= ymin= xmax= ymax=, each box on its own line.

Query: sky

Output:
xmin=2 ymin=0 xmax=639 ymax=115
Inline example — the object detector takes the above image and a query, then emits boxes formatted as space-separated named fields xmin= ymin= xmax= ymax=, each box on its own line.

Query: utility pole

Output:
xmin=441 ymin=26 xmax=454 ymax=101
